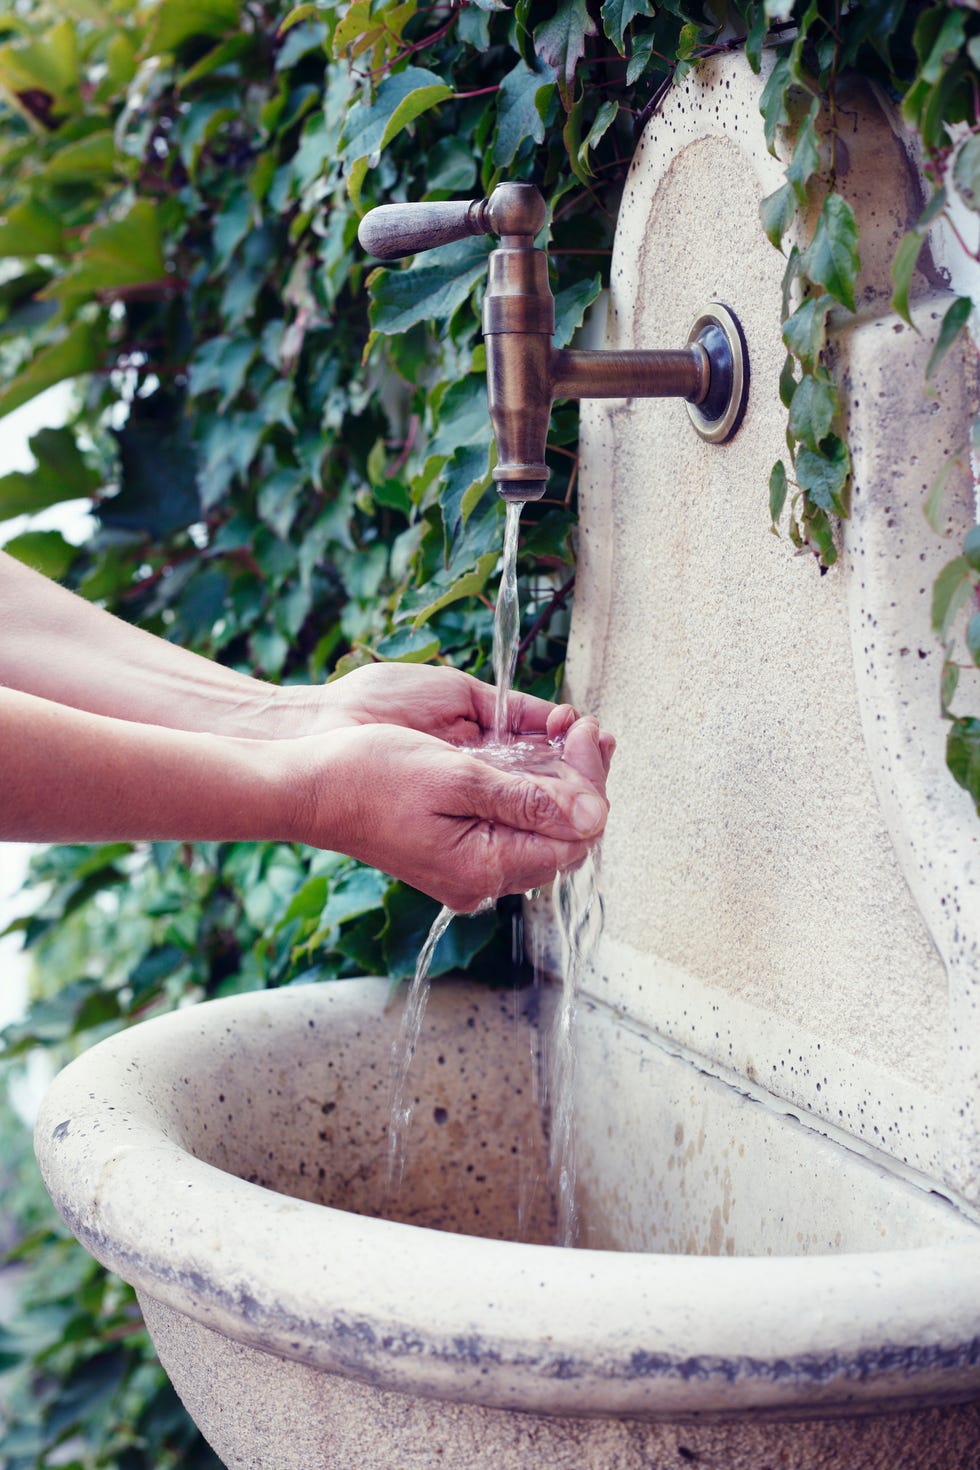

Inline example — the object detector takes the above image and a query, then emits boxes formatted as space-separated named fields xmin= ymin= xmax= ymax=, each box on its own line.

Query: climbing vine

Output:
xmin=0 ymin=1 xmax=977 ymax=1464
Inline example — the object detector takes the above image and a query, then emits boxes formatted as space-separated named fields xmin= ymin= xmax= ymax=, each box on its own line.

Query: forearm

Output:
xmin=0 ymin=551 xmax=301 ymax=739
xmin=0 ymin=685 xmax=301 ymax=845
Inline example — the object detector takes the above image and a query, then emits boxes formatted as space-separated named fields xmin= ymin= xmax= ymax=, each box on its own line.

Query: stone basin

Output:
xmin=35 ymin=976 xmax=980 ymax=1469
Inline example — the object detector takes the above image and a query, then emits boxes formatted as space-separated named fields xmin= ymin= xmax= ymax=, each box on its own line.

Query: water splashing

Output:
xmin=550 ymin=846 xmax=604 ymax=1247
xmin=385 ymin=903 xmax=455 ymax=1200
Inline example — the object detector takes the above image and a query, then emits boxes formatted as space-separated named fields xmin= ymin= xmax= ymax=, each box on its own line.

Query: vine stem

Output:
xmin=517 ymin=574 xmax=575 ymax=659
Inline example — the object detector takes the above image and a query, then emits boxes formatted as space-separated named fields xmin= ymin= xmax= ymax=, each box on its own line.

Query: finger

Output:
xmin=465 ymin=677 xmax=576 ymax=739
xmin=448 ymin=822 xmax=592 ymax=907
xmin=545 ymin=703 xmax=580 ymax=743
xmin=458 ymin=757 xmax=607 ymax=843
xmin=560 ymin=716 xmax=608 ymax=793
xmin=598 ymin=732 xmax=616 ymax=777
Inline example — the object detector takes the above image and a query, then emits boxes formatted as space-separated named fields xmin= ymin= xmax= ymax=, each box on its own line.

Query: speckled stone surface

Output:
xmin=563 ymin=50 xmax=980 ymax=1208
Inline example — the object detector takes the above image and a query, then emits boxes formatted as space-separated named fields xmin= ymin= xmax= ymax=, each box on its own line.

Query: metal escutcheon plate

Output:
xmin=686 ymin=303 xmax=749 ymax=444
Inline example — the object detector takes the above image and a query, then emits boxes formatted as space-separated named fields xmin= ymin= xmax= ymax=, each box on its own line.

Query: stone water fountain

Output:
xmin=35 ymin=53 xmax=980 ymax=1469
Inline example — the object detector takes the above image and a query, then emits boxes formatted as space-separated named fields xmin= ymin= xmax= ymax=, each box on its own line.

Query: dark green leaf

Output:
xmin=917 ymin=7 xmax=967 ymax=84
xmin=760 ymin=182 xmax=795 ymax=251
xmin=796 ymin=434 xmax=849 ymax=516
xmin=782 ymin=294 xmax=832 ymax=370
xmin=802 ymin=194 xmax=860 ymax=313
xmin=0 ymin=319 xmax=102 ymax=421
xmin=759 ymin=55 xmax=791 ymax=155
xmin=493 ymin=58 xmax=555 ymax=166
xmin=368 ymin=243 xmax=489 ymax=335
xmin=1 ymin=529 xmax=78 ymax=580
xmin=341 ymin=67 xmax=453 ymax=163
xmin=925 ymin=295 xmax=972 ymax=381
xmin=890 ymin=229 xmax=925 ymax=326
xmin=0 ymin=425 xmax=99 ymax=522
xmin=953 ymin=134 xmax=980 ymax=212
xmin=149 ymin=0 xmax=241 ymax=52
xmin=534 ymin=0 xmax=597 ymax=108
xmin=946 ymin=717 xmax=980 ymax=812
xmin=778 ymin=353 xmax=798 ymax=408
xmin=786 ymin=100 xmax=821 ymax=205
xmin=769 ymin=458 xmax=788 ymax=526
xmin=967 ymin=611 xmax=980 ymax=668
xmin=964 ymin=525 xmax=980 ymax=573
xmin=0 ymin=197 xmax=64 ymax=257
xmin=932 ymin=555 xmax=974 ymax=638
xmin=553 ymin=272 xmax=602 ymax=348
xmin=923 ymin=453 xmax=962 ymax=534
xmin=600 ymin=0 xmax=650 ymax=56
xmin=941 ymin=654 xmax=960 ymax=713
xmin=787 ymin=371 xmax=837 ymax=451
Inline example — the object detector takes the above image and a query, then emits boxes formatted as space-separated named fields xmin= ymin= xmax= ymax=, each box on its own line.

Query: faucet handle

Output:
xmin=357 ymin=198 xmax=491 ymax=261
xmin=358 ymin=183 xmax=547 ymax=260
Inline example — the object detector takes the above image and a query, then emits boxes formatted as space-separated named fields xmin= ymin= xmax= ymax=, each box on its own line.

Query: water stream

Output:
xmin=492 ymin=500 xmax=523 ymax=742
xmin=549 ymin=846 xmax=604 ymax=1247
xmin=385 ymin=902 xmax=455 ymax=1197
xmin=385 ymin=495 xmax=604 ymax=1241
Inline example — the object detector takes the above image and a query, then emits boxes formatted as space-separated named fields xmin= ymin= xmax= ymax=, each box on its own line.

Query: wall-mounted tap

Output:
xmin=358 ymin=181 xmax=748 ymax=502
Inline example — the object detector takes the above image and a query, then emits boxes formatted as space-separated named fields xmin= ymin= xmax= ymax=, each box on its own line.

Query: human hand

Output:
xmin=286 ymin=662 xmax=616 ymax=770
xmin=287 ymin=714 xmax=612 ymax=913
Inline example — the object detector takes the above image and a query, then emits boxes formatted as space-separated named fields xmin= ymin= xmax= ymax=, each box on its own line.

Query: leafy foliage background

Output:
xmin=0 ymin=0 xmax=976 ymax=1463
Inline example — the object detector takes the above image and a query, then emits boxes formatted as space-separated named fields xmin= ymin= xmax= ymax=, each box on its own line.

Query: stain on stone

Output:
xmin=52 ymin=1119 xmax=71 ymax=1141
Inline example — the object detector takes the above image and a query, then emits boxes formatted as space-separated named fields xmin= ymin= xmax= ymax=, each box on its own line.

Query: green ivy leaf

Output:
xmin=493 ymin=57 xmax=555 ymax=168
xmin=440 ymin=443 xmax=493 ymax=538
xmin=778 ymin=353 xmax=798 ymax=408
xmin=600 ymin=0 xmax=650 ymax=56
xmin=803 ymin=503 xmax=838 ymax=566
xmin=953 ymin=134 xmax=980 ymax=212
xmin=963 ymin=525 xmax=980 ymax=573
xmin=340 ymin=67 xmax=453 ymax=165
xmin=796 ymin=434 xmax=849 ymax=516
xmin=769 ymin=458 xmax=788 ymax=526
xmin=148 ymin=0 xmax=241 ymax=52
xmin=408 ymin=549 xmax=498 ymax=628
xmin=923 ymin=452 xmax=962 ymax=534
xmin=367 ymin=243 xmax=488 ymax=334
xmin=534 ymin=0 xmax=597 ymax=109
xmin=946 ymin=716 xmax=980 ymax=813
xmin=760 ymin=182 xmax=795 ymax=251
xmin=916 ymin=6 xmax=967 ymax=85
xmin=42 ymin=129 xmax=118 ymax=182
xmin=554 ymin=272 xmax=602 ymax=348
xmin=941 ymin=654 xmax=960 ymax=713
xmin=786 ymin=99 xmax=821 ymax=205
xmin=1 ymin=528 xmax=78 ymax=580
xmin=374 ymin=626 xmax=442 ymax=662
xmin=626 ymin=30 xmax=654 ymax=86
xmin=787 ymin=371 xmax=837 ymax=451
xmin=967 ymin=611 xmax=980 ymax=668
xmin=760 ymin=54 xmax=792 ymax=155
xmin=890 ymin=228 xmax=926 ymax=326
xmin=802 ymin=194 xmax=860 ymax=313
xmin=0 ymin=197 xmax=65 ymax=257
xmin=925 ymin=295 xmax=972 ymax=381
xmin=782 ymin=294 xmax=832 ymax=370
xmin=932 ymin=555 xmax=974 ymax=638
xmin=0 ymin=318 xmax=102 ymax=421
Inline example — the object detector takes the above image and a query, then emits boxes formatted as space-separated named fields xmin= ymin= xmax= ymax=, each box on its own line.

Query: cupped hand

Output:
xmin=302 ymin=662 xmax=616 ymax=773
xmin=291 ymin=715 xmax=611 ymax=913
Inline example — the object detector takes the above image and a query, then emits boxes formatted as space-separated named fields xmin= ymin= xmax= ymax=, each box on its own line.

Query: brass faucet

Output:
xmin=358 ymin=181 xmax=748 ymax=502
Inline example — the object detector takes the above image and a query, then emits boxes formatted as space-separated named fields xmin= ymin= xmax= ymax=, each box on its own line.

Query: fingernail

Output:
xmin=572 ymin=792 xmax=605 ymax=836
